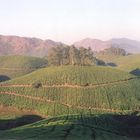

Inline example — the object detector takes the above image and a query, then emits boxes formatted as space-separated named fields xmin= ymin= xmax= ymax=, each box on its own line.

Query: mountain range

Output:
xmin=0 ymin=35 xmax=140 ymax=57
xmin=0 ymin=35 xmax=64 ymax=57
xmin=74 ymin=38 xmax=140 ymax=53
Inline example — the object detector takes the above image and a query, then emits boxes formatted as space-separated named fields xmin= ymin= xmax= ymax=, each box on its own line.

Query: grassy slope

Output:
xmin=96 ymin=53 xmax=122 ymax=62
xmin=0 ymin=66 xmax=140 ymax=139
xmin=0 ymin=106 xmax=43 ymax=120
xmin=0 ymin=66 xmax=140 ymax=117
xmin=0 ymin=55 xmax=47 ymax=80
xmin=0 ymin=114 xmax=138 ymax=140
xmin=4 ymin=65 xmax=135 ymax=85
xmin=112 ymin=54 xmax=140 ymax=72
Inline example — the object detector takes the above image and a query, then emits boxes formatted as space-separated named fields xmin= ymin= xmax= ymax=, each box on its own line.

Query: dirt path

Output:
xmin=0 ymin=91 xmax=133 ymax=113
xmin=0 ymin=91 xmax=71 ymax=108
xmin=0 ymin=77 xmax=138 ymax=89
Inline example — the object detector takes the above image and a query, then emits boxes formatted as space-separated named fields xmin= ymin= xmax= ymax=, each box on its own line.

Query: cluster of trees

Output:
xmin=99 ymin=47 xmax=127 ymax=56
xmin=47 ymin=46 xmax=104 ymax=66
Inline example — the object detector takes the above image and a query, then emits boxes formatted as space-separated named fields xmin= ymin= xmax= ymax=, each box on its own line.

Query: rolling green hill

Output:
xmin=0 ymin=66 xmax=140 ymax=139
xmin=96 ymin=53 xmax=140 ymax=76
xmin=0 ymin=55 xmax=47 ymax=81
xmin=0 ymin=66 xmax=139 ymax=117
xmin=112 ymin=54 xmax=140 ymax=75
xmin=4 ymin=65 xmax=135 ymax=85
xmin=96 ymin=53 xmax=122 ymax=62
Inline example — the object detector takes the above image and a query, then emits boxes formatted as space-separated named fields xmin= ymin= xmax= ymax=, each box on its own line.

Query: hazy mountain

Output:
xmin=0 ymin=35 xmax=140 ymax=57
xmin=74 ymin=38 xmax=140 ymax=53
xmin=110 ymin=38 xmax=140 ymax=53
xmin=0 ymin=35 xmax=64 ymax=57
xmin=74 ymin=38 xmax=110 ymax=52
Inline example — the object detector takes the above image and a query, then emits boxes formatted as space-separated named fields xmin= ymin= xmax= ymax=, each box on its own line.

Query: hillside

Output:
xmin=74 ymin=38 xmax=140 ymax=53
xmin=0 ymin=55 xmax=47 ymax=81
xmin=4 ymin=65 xmax=134 ymax=85
xmin=0 ymin=35 xmax=64 ymax=57
xmin=0 ymin=113 xmax=139 ymax=140
xmin=112 ymin=54 xmax=140 ymax=75
xmin=0 ymin=66 xmax=140 ymax=139
xmin=96 ymin=54 xmax=121 ymax=62
xmin=0 ymin=66 xmax=140 ymax=117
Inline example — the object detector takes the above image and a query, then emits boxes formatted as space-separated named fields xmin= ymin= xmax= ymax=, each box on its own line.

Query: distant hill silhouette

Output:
xmin=0 ymin=35 xmax=65 ymax=57
xmin=0 ymin=35 xmax=140 ymax=56
xmin=74 ymin=38 xmax=140 ymax=53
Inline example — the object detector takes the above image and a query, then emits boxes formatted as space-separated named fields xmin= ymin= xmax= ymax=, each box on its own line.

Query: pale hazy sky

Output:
xmin=0 ymin=0 xmax=140 ymax=44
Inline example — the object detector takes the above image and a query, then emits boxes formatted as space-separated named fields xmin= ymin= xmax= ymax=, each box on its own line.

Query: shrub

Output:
xmin=32 ymin=82 xmax=42 ymax=88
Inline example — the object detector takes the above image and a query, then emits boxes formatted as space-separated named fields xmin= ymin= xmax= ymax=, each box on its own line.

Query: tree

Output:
xmin=79 ymin=47 xmax=87 ymax=65
xmin=47 ymin=45 xmax=103 ymax=66
xmin=47 ymin=47 xmax=62 ymax=66
xmin=69 ymin=46 xmax=80 ymax=65
xmin=79 ymin=47 xmax=97 ymax=65
xmin=61 ymin=46 xmax=70 ymax=65
xmin=32 ymin=82 xmax=42 ymax=88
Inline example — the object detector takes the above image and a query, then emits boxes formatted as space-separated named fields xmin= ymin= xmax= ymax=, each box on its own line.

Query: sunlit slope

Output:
xmin=96 ymin=53 xmax=122 ymax=62
xmin=4 ymin=65 xmax=135 ymax=85
xmin=0 ymin=114 xmax=138 ymax=140
xmin=0 ymin=55 xmax=47 ymax=81
xmin=112 ymin=54 xmax=140 ymax=75
xmin=0 ymin=66 xmax=140 ymax=116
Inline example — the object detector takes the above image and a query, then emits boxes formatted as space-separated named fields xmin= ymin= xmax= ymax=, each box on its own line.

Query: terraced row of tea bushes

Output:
xmin=0 ymin=113 xmax=135 ymax=140
xmin=1 ymin=79 xmax=140 ymax=112
xmin=5 ymin=66 xmax=134 ymax=85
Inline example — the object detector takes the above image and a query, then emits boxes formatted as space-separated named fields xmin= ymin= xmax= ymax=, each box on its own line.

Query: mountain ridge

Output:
xmin=0 ymin=35 xmax=65 ymax=57
xmin=74 ymin=38 xmax=140 ymax=53
xmin=0 ymin=35 xmax=140 ymax=56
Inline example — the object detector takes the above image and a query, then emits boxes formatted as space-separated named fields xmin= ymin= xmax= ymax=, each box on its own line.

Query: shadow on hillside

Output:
xmin=1 ymin=112 xmax=140 ymax=139
xmin=130 ymin=69 xmax=140 ymax=76
xmin=0 ymin=75 xmax=11 ymax=82
xmin=107 ymin=62 xmax=117 ymax=67
xmin=0 ymin=115 xmax=44 ymax=130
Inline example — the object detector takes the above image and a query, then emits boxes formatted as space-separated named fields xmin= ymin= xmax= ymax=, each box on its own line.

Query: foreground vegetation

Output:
xmin=0 ymin=113 xmax=139 ymax=140
xmin=0 ymin=65 xmax=140 ymax=139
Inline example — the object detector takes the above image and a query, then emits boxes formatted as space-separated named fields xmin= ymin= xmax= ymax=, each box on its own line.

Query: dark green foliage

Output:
xmin=47 ymin=46 xmax=102 ymax=66
xmin=32 ymin=82 xmax=42 ymax=88
xmin=0 ymin=113 xmax=140 ymax=140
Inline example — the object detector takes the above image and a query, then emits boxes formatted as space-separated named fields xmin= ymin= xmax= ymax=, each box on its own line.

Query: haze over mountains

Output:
xmin=0 ymin=35 xmax=64 ymax=57
xmin=0 ymin=35 xmax=140 ymax=57
xmin=74 ymin=38 xmax=140 ymax=53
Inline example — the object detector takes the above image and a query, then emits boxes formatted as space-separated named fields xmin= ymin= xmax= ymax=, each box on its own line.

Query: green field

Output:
xmin=96 ymin=53 xmax=122 ymax=62
xmin=0 ymin=55 xmax=47 ymax=81
xmin=4 ymin=65 xmax=135 ymax=85
xmin=0 ymin=66 xmax=140 ymax=116
xmin=0 ymin=65 xmax=140 ymax=139
xmin=97 ymin=53 xmax=140 ymax=76
xmin=112 ymin=54 xmax=140 ymax=75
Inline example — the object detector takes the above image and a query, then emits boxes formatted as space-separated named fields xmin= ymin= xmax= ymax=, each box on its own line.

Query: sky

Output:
xmin=0 ymin=0 xmax=140 ymax=44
